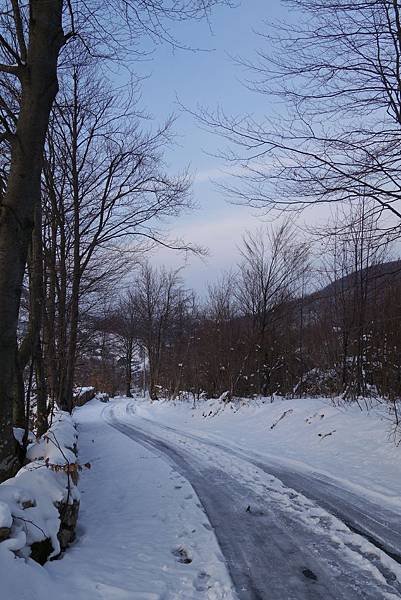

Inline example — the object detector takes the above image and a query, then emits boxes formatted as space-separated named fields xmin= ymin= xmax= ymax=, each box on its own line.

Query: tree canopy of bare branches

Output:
xmin=0 ymin=0 xmax=233 ymax=481
xmin=196 ymin=0 xmax=401 ymax=231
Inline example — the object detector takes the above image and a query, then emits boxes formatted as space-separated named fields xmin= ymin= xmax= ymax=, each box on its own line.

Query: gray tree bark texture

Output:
xmin=0 ymin=1 xmax=64 ymax=481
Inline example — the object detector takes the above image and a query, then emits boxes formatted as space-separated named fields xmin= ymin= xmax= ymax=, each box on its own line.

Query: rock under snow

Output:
xmin=0 ymin=411 xmax=80 ymax=564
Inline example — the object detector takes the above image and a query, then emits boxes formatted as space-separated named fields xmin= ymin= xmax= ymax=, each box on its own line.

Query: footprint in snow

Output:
xmin=245 ymin=505 xmax=265 ymax=517
xmin=194 ymin=571 xmax=211 ymax=591
xmin=172 ymin=545 xmax=192 ymax=564
xmin=318 ymin=515 xmax=332 ymax=529
xmin=302 ymin=568 xmax=318 ymax=582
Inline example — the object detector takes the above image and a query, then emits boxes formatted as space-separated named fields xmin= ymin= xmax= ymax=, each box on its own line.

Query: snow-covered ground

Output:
xmin=1 ymin=399 xmax=235 ymax=600
xmin=4 ymin=394 xmax=401 ymax=599
xmin=0 ymin=410 xmax=79 ymax=590
xmin=132 ymin=395 xmax=401 ymax=508
xmin=106 ymin=394 xmax=401 ymax=599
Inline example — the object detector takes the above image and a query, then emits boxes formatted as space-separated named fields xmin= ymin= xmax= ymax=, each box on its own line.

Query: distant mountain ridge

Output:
xmin=308 ymin=259 xmax=401 ymax=304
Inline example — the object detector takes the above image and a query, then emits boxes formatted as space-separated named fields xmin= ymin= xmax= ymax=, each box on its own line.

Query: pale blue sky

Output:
xmin=133 ymin=1 xmax=295 ymax=291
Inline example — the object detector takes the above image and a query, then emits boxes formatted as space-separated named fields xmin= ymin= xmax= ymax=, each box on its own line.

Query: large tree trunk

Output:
xmin=31 ymin=203 xmax=48 ymax=435
xmin=55 ymin=204 xmax=68 ymax=405
xmin=43 ymin=179 xmax=58 ymax=403
xmin=13 ymin=350 xmax=25 ymax=429
xmin=125 ymin=341 xmax=133 ymax=397
xmin=59 ymin=271 xmax=79 ymax=412
xmin=44 ymin=247 xmax=57 ymax=402
xmin=14 ymin=204 xmax=48 ymax=435
xmin=58 ymin=81 xmax=80 ymax=413
xmin=148 ymin=349 xmax=160 ymax=401
xmin=0 ymin=2 xmax=64 ymax=481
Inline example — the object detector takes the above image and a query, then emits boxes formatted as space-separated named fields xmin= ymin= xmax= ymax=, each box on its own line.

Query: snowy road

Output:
xmin=105 ymin=400 xmax=401 ymax=600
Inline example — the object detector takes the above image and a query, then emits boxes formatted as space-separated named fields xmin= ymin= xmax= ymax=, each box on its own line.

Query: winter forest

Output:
xmin=2 ymin=1 xmax=401 ymax=599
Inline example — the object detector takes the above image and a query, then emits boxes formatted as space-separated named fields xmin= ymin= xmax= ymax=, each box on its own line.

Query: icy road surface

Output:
xmin=105 ymin=399 xmax=401 ymax=600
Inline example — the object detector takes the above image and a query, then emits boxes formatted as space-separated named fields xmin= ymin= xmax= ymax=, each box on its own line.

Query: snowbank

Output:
xmin=131 ymin=394 xmax=401 ymax=508
xmin=74 ymin=386 xmax=96 ymax=406
xmin=0 ymin=411 xmax=80 ymax=565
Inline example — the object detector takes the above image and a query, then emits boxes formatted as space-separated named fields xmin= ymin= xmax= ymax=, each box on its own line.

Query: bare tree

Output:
xmin=203 ymin=273 xmax=244 ymax=397
xmin=195 ymin=1 xmax=401 ymax=232
xmin=42 ymin=63 xmax=192 ymax=412
xmin=317 ymin=200 xmax=391 ymax=398
xmin=0 ymin=0 xmax=233 ymax=480
xmin=112 ymin=292 xmax=139 ymax=398
xmin=0 ymin=1 xmax=66 ymax=479
xmin=133 ymin=264 xmax=188 ymax=400
xmin=236 ymin=221 xmax=309 ymax=395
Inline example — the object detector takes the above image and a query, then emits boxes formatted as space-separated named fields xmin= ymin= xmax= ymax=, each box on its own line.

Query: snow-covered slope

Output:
xmin=133 ymin=395 xmax=401 ymax=509
xmin=0 ymin=411 xmax=79 ymax=563
xmin=108 ymin=395 xmax=401 ymax=599
xmin=4 ymin=394 xmax=400 ymax=600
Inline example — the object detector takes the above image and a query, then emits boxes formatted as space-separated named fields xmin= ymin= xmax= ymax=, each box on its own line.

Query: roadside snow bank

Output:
xmin=132 ymin=395 xmax=401 ymax=508
xmin=74 ymin=386 xmax=96 ymax=406
xmin=0 ymin=411 xmax=80 ymax=565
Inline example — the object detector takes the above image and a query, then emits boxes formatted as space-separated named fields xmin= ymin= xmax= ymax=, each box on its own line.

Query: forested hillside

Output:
xmin=75 ymin=233 xmax=401 ymax=406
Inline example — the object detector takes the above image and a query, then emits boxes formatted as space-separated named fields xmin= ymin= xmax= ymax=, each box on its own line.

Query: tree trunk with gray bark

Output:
xmin=0 ymin=1 xmax=64 ymax=481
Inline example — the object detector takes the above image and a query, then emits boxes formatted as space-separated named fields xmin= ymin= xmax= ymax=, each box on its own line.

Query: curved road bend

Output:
xmin=104 ymin=403 xmax=401 ymax=600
